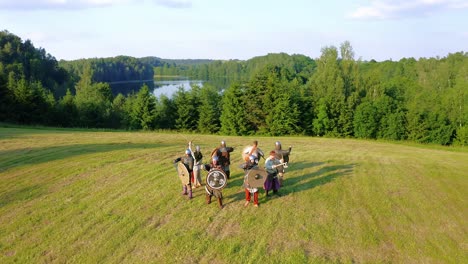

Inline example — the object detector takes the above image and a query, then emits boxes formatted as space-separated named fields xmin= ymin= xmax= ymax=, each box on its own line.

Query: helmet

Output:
xmin=212 ymin=155 xmax=219 ymax=161
xmin=221 ymin=140 xmax=226 ymax=147
xmin=185 ymin=149 xmax=191 ymax=155
xmin=196 ymin=145 xmax=200 ymax=152
xmin=249 ymin=155 xmax=256 ymax=161
xmin=275 ymin=141 xmax=282 ymax=150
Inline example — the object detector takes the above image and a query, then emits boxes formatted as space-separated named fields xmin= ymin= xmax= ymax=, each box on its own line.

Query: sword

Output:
xmin=272 ymin=162 xmax=288 ymax=169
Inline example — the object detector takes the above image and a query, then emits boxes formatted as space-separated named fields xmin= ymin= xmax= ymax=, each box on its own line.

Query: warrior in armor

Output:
xmin=204 ymin=156 xmax=225 ymax=209
xmin=173 ymin=149 xmax=194 ymax=199
xmin=264 ymin=150 xmax=281 ymax=196
xmin=243 ymin=140 xmax=264 ymax=162
xmin=242 ymin=155 xmax=260 ymax=207
xmin=211 ymin=140 xmax=234 ymax=179
xmin=189 ymin=143 xmax=203 ymax=188
xmin=274 ymin=141 xmax=292 ymax=186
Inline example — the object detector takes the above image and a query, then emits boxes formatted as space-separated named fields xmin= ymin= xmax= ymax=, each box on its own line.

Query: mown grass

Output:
xmin=0 ymin=127 xmax=467 ymax=263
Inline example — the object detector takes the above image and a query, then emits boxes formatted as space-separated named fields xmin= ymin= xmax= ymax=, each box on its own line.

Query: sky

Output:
xmin=1 ymin=0 xmax=467 ymax=62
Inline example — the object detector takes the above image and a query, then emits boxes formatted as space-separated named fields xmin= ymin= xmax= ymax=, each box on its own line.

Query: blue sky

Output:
xmin=1 ymin=0 xmax=467 ymax=61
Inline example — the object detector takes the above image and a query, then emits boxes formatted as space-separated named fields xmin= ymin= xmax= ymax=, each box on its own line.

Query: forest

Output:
xmin=0 ymin=30 xmax=467 ymax=146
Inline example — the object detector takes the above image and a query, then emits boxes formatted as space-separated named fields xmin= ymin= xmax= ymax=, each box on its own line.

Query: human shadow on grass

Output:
xmin=254 ymin=162 xmax=355 ymax=204
xmin=280 ymin=161 xmax=326 ymax=173
xmin=0 ymin=142 xmax=168 ymax=172
xmin=282 ymin=163 xmax=356 ymax=194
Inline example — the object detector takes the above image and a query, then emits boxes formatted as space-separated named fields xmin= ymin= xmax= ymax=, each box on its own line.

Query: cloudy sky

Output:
xmin=1 ymin=0 xmax=467 ymax=61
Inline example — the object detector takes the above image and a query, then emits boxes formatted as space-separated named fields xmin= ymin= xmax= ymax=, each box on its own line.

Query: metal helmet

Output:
xmin=275 ymin=141 xmax=282 ymax=150
xmin=212 ymin=155 xmax=219 ymax=161
xmin=196 ymin=145 xmax=200 ymax=152
xmin=221 ymin=140 xmax=226 ymax=148
xmin=185 ymin=149 xmax=191 ymax=155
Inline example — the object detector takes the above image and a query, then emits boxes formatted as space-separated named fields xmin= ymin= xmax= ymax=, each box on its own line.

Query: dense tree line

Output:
xmin=1 ymin=31 xmax=466 ymax=146
xmin=59 ymin=55 xmax=155 ymax=96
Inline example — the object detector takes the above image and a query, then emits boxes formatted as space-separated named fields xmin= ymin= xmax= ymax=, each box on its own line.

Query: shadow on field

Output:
xmin=282 ymin=162 xmax=356 ymax=194
xmin=283 ymin=161 xmax=326 ymax=173
xmin=219 ymin=162 xmax=355 ymax=205
xmin=0 ymin=184 xmax=45 ymax=208
xmin=0 ymin=143 xmax=167 ymax=172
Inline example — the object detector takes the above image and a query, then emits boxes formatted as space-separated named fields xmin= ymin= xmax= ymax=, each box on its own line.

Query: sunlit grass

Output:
xmin=0 ymin=127 xmax=467 ymax=263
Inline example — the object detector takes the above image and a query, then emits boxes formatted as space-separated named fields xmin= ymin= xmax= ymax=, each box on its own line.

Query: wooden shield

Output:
xmin=245 ymin=167 xmax=268 ymax=188
xmin=242 ymin=146 xmax=263 ymax=161
xmin=206 ymin=169 xmax=227 ymax=190
xmin=177 ymin=162 xmax=190 ymax=185
xmin=242 ymin=146 xmax=252 ymax=161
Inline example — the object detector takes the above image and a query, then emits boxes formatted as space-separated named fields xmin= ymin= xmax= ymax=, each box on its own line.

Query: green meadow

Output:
xmin=0 ymin=127 xmax=467 ymax=263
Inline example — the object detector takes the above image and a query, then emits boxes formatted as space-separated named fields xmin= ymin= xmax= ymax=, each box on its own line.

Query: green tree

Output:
xmin=198 ymin=84 xmax=221 ymax=134
xmin=354 ymin=101 xmax=378 ymax=139
xmin=58 ymin=89 xmax=77 ymax=127
xmin=220 ymin=83 xmax=250 ymax=135
xmin=130 ymin=84 xmax=156 ymax=130
xmin=154 ymin=94 xmax=176 ymax=130
xmin=173 ymin=87 xmax=198 ymax=131
xmin=312 ymin=98 xmax=329 ymax=136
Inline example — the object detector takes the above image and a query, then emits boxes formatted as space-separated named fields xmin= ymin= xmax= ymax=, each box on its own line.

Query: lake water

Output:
xmin=109 ymin=77 xmax=229 ymax=98
xmin=153 ymin=79 xmax=203 ymax=98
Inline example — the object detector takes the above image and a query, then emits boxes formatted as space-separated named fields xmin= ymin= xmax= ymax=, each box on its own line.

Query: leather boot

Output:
xmin=206 ymin=194 xmax=211 ymax=204
xmin=217 ymin=198 xmax=223 ymax=209
xmin=182 ymin=185 xmax=187 ymax=195
xmin=226 ymin=170 xmax=230 ymax=179
xmin=189 ymin=189 xmax=192 ymax=199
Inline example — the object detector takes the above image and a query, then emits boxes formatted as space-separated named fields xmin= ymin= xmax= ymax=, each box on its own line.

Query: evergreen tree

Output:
xmin=198 ymin=84 xmax=221 ymax=134
xmin=58 ymin=89 xmax=77 ymax=127
xmin=220 ymin=83 xmax=250 ymax=135
xmin=312 ymin=98 xmax=329 ymax=136
xmin=173 ymin=87 xmax=198 ymax=131
xmin=154 ymin=94 xmax=176 ymax=130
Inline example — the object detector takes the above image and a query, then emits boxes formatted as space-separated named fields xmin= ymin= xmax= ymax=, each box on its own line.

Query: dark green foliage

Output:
xmin=354 ymin=101 xmax=378 ymax=139
xmin=1 ymin=30 xmax=466 ymax=145
xmin=198 ymin=84 xmax=222 ymax=134
xmin=173 ymin=87 xmax=198 ymax=131
xmin=123 ymin=84 xmax=156 ymax=130
xmin=220 ymin=83 xmax=250 ymax=135
xmin=154 ymin=95 xmax=176 ymax=130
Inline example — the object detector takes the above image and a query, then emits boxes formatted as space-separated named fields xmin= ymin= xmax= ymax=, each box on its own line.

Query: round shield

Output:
xmin=242 ymin=146 xmax=252 ymax=161
xmin=177 ymin=162 xmax=190 ymax=185
xmin=206 ymin=169 xmax=228 ymax=190
xmin=242 ymin=146 xmax=263 ymax=161
xmin=245 ymin=167 xmax=268 ymax=188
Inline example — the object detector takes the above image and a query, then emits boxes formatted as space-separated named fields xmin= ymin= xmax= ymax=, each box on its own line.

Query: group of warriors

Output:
xmin=173 ymin=140 xmax=292 ymax=209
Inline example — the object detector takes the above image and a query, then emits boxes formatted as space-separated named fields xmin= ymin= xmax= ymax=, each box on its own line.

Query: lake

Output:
xmin=108 ymin=77 xmax=229 ymax=98
xmin=153 ymin=79 xmax=203 ymax=98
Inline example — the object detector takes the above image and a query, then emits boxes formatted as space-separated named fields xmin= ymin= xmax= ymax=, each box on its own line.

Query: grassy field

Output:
xmin=0 ymin=127 xmax=467 ymax=263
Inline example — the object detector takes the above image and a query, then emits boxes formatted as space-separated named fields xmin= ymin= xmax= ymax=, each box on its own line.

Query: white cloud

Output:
xmin=0 ymin=0 xmax=192 ymax=10
xmin=348 ymin=0 xmax=468 ymax=20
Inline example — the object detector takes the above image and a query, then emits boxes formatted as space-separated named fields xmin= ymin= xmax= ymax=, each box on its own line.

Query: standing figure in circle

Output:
xmin=189 ymin=143 xmax=203 ymax=188
xmin=173 ymin=149 xmax=194 ymax=199
xmin=212 ymin=140 xmax=234 ymax=179
xmin=243 ymin=140 xmax=264 ymax=162
xmin=264 ymin=150 xmax=281 ymax=196
xmin=274 ymin=141 xmax=292 ymax=186
xmin=204 ymin=156 xmax=226 ymax=209
xmin=242 ymin=155 xmax=260 ymax=207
